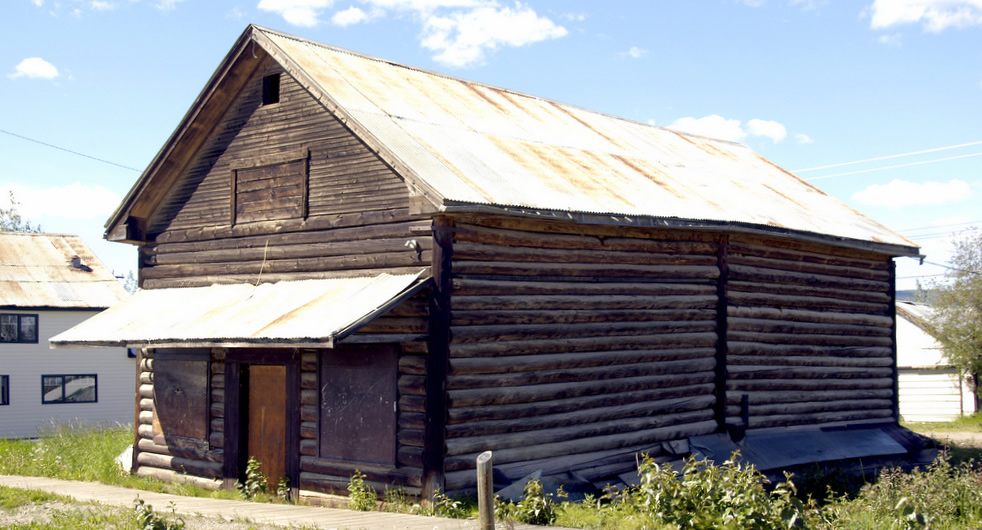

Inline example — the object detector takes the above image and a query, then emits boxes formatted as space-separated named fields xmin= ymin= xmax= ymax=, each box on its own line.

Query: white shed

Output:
xmin=0 ymin=232 xmax=132 ymax=438
xmin=896 ymin=301 xmax=977 ymax=422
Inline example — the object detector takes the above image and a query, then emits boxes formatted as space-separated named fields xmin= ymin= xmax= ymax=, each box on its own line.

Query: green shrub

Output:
xmin=347 ymin=470 xmax=377 ymax=511
xmin=496 ymin=477 xmax=565 ymax=526
xmin=133 ymin=496 xmax=185 ymax=530
xmin=237 ymin=456 xmax=268 ymax=500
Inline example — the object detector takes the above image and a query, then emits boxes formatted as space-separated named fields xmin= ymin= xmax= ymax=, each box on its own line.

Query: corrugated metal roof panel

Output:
xmin=50 ymin=272 xmax=428 ymax=348
xmin=0 ymin=233 xmax=128 ymax=309
xmin=261 ymin=28 xmax=917 ymax=254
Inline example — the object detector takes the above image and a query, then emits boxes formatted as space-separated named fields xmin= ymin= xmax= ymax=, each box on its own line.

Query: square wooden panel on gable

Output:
xmin=230 ymin=147 xmax=310 ymax=226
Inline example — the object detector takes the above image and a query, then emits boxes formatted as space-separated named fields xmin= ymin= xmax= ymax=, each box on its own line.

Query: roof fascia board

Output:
xmin=249 ymin=27 xmax=446 ymax=213
xmin=105 ymin=25 xmax=266 ymax=240
xmin=440 ymin=203 xmax=922 ymax=258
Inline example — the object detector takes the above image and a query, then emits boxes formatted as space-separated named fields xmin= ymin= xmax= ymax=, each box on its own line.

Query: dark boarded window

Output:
xmin=1 ymin=375 xmax=9 ymax=405
xmin=153 ymin=357 xmax=209 ymax=443
xmin=262 ymin=73 xmax=280 ymax=105
xmin=231 ymin=150 xmax=309 ymax=225
xmin=319 ymin=345 xmax=398 ymax=466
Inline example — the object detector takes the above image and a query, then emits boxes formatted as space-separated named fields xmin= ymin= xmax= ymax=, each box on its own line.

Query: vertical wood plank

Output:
xmin=714 ymin=235 xmax=729 ymax=431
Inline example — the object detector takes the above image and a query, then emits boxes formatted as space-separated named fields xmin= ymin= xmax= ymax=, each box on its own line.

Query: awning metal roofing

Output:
xmin=50 ymin=272 xmax=428 ymax=349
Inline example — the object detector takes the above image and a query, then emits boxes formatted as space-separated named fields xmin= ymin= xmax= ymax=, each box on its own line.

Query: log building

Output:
xmin=53 ymin=25 xmax=920 ymax=499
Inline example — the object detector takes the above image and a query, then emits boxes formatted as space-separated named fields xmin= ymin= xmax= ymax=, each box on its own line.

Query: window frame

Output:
xmin=0 ymin=313 xmax=39 ymax=344
xmin=41 ymin=374 xmax=98 ymax=405
xmin=0 ymin=375 xmax=9 ymax=406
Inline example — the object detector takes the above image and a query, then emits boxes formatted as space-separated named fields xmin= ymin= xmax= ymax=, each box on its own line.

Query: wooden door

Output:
xmin=246 ymin=364 xmax=287 ymax=486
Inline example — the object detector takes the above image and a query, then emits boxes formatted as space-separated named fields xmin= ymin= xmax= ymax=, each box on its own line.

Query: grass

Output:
xmin=902 ymin=411 xmax=982 ymax=434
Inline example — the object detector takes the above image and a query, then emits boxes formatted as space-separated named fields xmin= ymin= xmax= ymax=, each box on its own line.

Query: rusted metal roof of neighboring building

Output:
xmin=0 ymin=232 xmax=128 ymax=309
xmin=254 ymin=26 xmax=917 ymax=256
xmin=50 ymin=272 xmax=428 ymax=349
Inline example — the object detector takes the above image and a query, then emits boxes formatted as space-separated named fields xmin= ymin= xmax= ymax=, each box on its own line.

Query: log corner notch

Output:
xmin=714 ymin=235 xmax=730 ymax=433
xmin=422 ymin=215 xmax=453 ymax=500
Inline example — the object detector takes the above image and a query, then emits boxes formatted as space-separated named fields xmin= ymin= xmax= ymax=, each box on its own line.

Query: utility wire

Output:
xmin=0 ymin=128 xmax=140 ymax=172
xmin=793 ymin=139 xmax=982 ymax=172
xmin=803 ymin=151 xmax=982 ymax=181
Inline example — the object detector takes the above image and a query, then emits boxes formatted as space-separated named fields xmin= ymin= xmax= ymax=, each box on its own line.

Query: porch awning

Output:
xmin=50 ymin=272 xmax=430 ymax=349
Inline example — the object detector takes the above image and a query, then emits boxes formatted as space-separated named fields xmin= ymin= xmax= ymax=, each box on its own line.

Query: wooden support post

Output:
xmin=888 ymin=259 xmax=899 ymax=424
xmin=477 ymin=451 xmax=494 ymax=530
xmin=423 ymin=216 xmax=453 ymax=500
xmin=714 ymin=235 xmax=730 ymax=431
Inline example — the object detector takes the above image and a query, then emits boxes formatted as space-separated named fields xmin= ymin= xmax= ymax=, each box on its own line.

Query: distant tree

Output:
xmin=124 ymin=270 xmax=138 ymax=294
xmin=926 ymin=229 xmax=982 ymax=397
xmin=0 ymin=191 xmax=42 ymax=233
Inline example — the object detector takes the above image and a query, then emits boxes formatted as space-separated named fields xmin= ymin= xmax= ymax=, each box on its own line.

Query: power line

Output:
xmin=0 ymin=128 xmax=141 ymax=172
xmin=793 ymin=139 xmax=982 ymax=172
xmin=803 ymin=151 xmax=982 ymax=181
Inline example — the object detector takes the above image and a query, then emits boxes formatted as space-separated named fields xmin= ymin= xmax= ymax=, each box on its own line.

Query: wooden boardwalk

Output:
xmin=0 ymin=474 xmax=551 ymax=529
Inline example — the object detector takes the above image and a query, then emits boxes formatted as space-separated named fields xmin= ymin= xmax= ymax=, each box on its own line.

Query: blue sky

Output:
xmin=2 ymin=0 xmax=980 ymax=290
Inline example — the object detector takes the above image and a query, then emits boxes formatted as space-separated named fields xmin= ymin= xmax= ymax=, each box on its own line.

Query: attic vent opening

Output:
xmin=262 ymin=73 xmax=280 ymax=105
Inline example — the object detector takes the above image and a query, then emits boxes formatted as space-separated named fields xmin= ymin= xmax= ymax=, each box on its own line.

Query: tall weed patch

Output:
xmin=0 ymin=421 xmax=132 ymax=484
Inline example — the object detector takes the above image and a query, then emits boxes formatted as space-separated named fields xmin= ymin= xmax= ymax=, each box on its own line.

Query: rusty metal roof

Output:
xmin=0 ymin=232 xmax=128 ymax=309
xmin=50 ymin=272 xmax=428 ymax=348
xmin=254 ymin=26 xmax=917 ymax=255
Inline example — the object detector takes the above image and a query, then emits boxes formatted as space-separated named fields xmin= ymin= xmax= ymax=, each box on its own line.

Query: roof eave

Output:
xmin=438 ymin=202 xmax=921 ymax=258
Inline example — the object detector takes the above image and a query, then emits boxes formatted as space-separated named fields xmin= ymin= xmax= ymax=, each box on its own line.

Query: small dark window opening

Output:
xmin=1 ymin=375 xmax=9 ymax=406
xmin=262 ymin=73 xmax=280 ymax=105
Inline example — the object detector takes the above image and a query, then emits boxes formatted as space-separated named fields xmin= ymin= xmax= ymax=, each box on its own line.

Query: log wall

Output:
xmin=724 ymin=234 xmax=896 ymax=429
xmin=139 ymin=57 xmax=425 ymax=289
xmin=442 ymin=218 xmax=722 ymax=492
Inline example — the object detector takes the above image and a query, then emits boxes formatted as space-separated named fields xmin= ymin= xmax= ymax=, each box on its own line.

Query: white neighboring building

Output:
xmin=0 ymin=232 xmax=131 ymax=438
xmin=896 ymin=301 xmax=977 ymax=422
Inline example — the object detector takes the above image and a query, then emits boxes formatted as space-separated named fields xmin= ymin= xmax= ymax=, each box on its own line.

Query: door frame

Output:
xmin=222 ymin=348 xmax=300 ymax=498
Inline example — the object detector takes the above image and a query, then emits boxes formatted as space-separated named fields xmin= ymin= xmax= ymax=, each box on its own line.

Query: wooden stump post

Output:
xmin=477 ymin=450 xmax=494 ymax=530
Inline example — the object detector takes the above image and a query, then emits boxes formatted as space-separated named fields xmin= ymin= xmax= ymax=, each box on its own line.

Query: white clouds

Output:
xmin=667 ymin=114 xmax=799 ymax=144
xmin=851 ymin=178 xmax=974 ymax=207
xmin=747 ymin=118 xmax=787 ymax=143
xmin=8 ymin=57 xmax=59 ymax=80
xmin=624 ymin=46 xmax=647 ymax=59
xmin=258 ymin=0 xmax=566 ymax=67
xmin=794 ymin=133 xmax=814 ymax=144
xmin=877 ymin=32 xmax=904 ymax=45
xmin=868 ymin=0 xmax=982 ymax=32
xmin=421 ymin=3 xmax=567 ymax=67
xmin=156 ymin=0 xmax=185 ymax=10
xmin=91 ymin=1 xmax=116 ymax=11
xmin=257 ymin=0 xmax=336 ymax=28
xmin=31 ymin=0 xmax=43 ymax=6
xmin=332 ymin=6 xmax=369 ymax=26
xmin=1 ymin=183 xmax=122 ymax=221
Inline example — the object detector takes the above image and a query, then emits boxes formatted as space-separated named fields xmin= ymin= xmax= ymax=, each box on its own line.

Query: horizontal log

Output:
xmin=453 ymin=294 xmax=717 ymax=312
xmin=210 ymin=418 xmax=223 ymax=435
xmin=299 ymin=472 xmax=419 ymax=498
xmin=142 ymin=251 xmax=430 ymax=280
xmin=357 ymin=317 xmax=428 ymax=334
xmin=301 ymin=405 xmax=318 ymax=423
xmin=727 ymin=331 xmax=893 ymax=348
xmin=728 ymin=280 xmax=890 ymax=306
xmin=727 ymin=377 xmax=894 ymax=391
xmin=139 ymin=411 xmax=153 ymax=425
xmin=138 ymin=424 xmax=154 ymax=439
xmin=398 ymin=375 xmax=426 ymax=396
xmin=728 ymin=264 xmax=887 ymax=292
xmin=301 ymin=350 xmax=318 ymax=372
xmin=728 ymin=354 xmax=894 ymax=369
xmin=210 ymin=388 xmax=224 ymax=403
xmin=450 ymin=320 xmax=717 ymax=344
xmin=727 ymin=253 xmax=890 ymax=282
xmin=453 ymin=260 xmax=719 ymax=280
xmin=209 ymin=431 xmax=223 ymax=449
xmin=728 ymin=306 xmax=893 ymax=328
xmin=741 ymin=409 xmax=894 ymax=429
xmin=140 ymin=372 xmax=153 ymax=385
xmin=727 ymin=341 xmax=892 ymax=358
xmin=453 ymin=241 xmax=717 ymax=266
xmin=140 ymin=398 xmax=154 ymax=411
xmin=450 ymin=332 xmax=718 ymax=358
xmin=300 ymin=456 xmax=421 ymax=488
xmin=726 ymin=398 xmax=893 ymax=417
xmin=398 ymin=429 xmax=424 ymax=447
xmin=727 ymin=364 xmax=893 ymax=379
xmin=210 ymin=373 xmax=224 ymax=388
xmin=450 ymin=372 xmax=716 ymax=408
xmin=300 ymin=439 xmax=317 ymax=457
xmin=398 ymin=412 xmax=425 ymax=431
xmin=398 ymin=395 xmax=425 ymax=413
xmin=398 ymin=446 xmax=423 ymax=469
xmin=451 ymin=308 xmax=717 ymax=326
xmin=728 ymin=233 xmax=887 ymax=263
xmin=727 ymin=317 xmax=892 ymax=337
xmin=301 ymin=421 xmax=317 ymax=440
xmin=727 ymin=388 xmax=893 ymax=405
xmin=398 ymin=355 xmax=427 ymax=376
xmin=136 ymin=438 xmax=223 ymax=463
xmin=301 ymin=372 xmax=317 ymax=389
xmin=447 ymin=357 xmax=717 ymax=390
xmin=140 ymin=357 xmax=153 ymax=371
xmin=452 ymin=278 xmax=716 ymax=297
xmin=452 ymin=222 xmax=719 ymax=253
xmin=139 ymin=384 xmax=154 ymax=399
xmin=444 ymin=419 xmax=717 ymax=471
xmin=136 ymin=451 xmax=222 ymax=479
xmin=301 ymin=389 xmax=317 ymax=407
xmin=134 ymin=466 xmax=223 ymax=490
xmin=450 ymin=347 xmax=715 ymax=375
xmin=446 ymin=394 xmax=716 ymax=439
xmin=449 ymin=383 xmax=715 ymax=424
xmin=148 ymin=237 xmax=430 ymax=267
xmin=141 ymin=266 xmax=432 ymax=289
